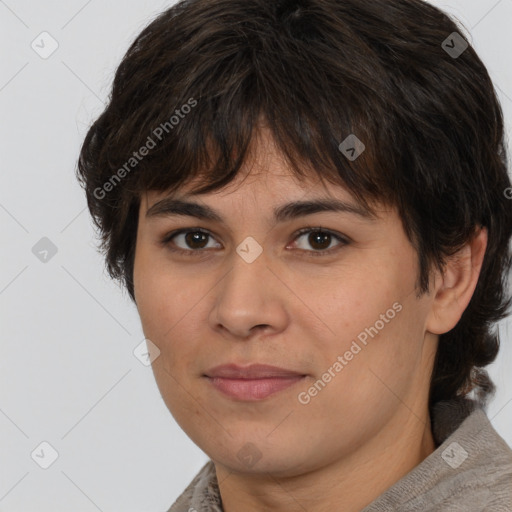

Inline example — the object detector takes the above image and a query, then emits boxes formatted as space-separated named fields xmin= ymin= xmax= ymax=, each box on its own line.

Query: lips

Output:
xmin=204 ymin=363 xmax=305 ymax=379
xmin=203 ymin=363 xmax=307 ymax=401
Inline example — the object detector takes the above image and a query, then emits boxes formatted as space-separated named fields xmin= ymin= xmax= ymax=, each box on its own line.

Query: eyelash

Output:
xmin=160 ymin=227 xmax=350 ymax=258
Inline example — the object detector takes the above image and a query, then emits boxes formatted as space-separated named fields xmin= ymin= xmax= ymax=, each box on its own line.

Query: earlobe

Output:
xmin=426 ymin=227 xmax=488 ymax=335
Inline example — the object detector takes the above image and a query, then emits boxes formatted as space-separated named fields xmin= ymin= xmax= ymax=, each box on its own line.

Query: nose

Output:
xmin=208 ymin=247 xmax=289 ymax=340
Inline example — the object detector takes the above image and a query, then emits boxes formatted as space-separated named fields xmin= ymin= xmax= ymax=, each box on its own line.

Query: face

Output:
xmin=133 ymin=129 xmax=439 ymax=477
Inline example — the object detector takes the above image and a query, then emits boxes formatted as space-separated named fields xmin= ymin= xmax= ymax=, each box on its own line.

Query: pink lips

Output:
xmin=204 ymin=363 xmax=306 ymax=401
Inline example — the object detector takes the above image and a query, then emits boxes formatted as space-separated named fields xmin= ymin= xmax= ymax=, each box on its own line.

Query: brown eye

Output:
xmin=161 ymin=229 xmax=221 ymax=255
xmin=183 ymin=231 xmax=210 ymax=249
xmin=291 ymin=228 xmax=349 ymax=256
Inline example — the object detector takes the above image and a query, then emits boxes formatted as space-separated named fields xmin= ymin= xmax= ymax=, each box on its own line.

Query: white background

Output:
xmin=1 ymin=0 xmax=511 ymax=510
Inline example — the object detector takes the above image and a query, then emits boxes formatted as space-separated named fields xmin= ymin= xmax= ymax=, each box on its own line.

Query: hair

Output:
xmin=76 ymin=0 xmax=512 ymax=413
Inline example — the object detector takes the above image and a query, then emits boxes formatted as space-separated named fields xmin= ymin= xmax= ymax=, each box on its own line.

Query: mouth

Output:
xmin=204 ymin=375 xmax=307 ymax=401
xmin=203 ymin=363 xmax=308 ymax=401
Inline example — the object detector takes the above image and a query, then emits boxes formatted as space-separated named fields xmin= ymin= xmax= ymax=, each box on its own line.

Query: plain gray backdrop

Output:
xmin=1 ymin=0 xmax=511 ymax=510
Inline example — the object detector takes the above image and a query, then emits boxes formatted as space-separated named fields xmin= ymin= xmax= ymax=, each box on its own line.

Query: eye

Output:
xmin=289 ymin=227 xmax=349 ymax=256
xmin=160 ymin=228 xmax=221 ymax=256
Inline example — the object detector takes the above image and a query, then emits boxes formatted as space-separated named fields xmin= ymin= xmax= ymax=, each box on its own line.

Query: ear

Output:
xmin=426 ymin=226 xmax=488 ymax=335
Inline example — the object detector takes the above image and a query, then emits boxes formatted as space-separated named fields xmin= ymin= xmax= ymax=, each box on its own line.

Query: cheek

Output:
xmin=136 ymin=275 xmax=192 ymax=341
xmin=303 ymin=254 xmax=421 ymax=378
xmin=133 ymin=252 xmax=211 ymax=372
xmin=134 ymin=255 xmax=173 ymax=348
xmin=134 ymin=244 xmax=189 ymax=328
xmin=304 ymin=266 xmax=400 ymax=341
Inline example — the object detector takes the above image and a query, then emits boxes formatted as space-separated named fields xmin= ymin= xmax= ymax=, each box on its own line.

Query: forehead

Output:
xmin=143 ymin=168 xmax=326 ymax=208
xmin=143 ymin=159 xmax=352 ymax=214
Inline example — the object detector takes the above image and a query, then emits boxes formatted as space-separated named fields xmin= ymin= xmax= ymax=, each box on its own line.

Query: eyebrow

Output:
xmin=145 ymin=196 xmax=376 ymax=224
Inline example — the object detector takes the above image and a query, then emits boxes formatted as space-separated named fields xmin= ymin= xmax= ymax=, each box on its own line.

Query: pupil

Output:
xmin=310 ymin=232 xmax=330 ymax=250
xmin=186 ymin=232 xmax=207 ymax=249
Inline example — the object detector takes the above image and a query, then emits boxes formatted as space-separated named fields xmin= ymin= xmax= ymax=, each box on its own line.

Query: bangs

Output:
xmin=102 ymin=2 xmax=399 ymax=214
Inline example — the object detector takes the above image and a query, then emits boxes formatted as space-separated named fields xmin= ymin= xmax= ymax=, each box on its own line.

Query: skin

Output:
xmin=133 ymin=127 xmax=488 ymax=512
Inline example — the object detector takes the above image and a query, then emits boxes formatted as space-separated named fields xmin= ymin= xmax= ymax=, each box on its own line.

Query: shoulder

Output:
xmin=167 ymin=460 xmax=223 ymax=512
xmin=363 ymin=405 xmax=512 ymax=511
